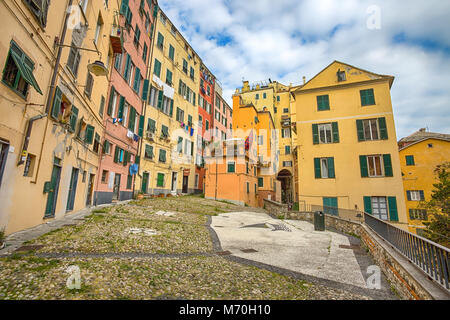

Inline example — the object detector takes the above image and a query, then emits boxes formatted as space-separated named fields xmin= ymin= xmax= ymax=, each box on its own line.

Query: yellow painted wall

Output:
xmin=399 ymin=138 xmax=450 ymax=234
xmin=293 ymin=61 xmax=407 ymax=229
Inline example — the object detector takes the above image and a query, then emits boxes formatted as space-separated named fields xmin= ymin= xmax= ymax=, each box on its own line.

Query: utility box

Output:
xmin=314 ymin=211 xmax=325 ymax=231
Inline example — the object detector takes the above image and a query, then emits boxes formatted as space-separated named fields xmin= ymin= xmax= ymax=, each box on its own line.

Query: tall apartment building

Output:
xmin=235 ymin=80 xmax=295 ymax=203
xmin=292 ymin=61 xmax=407 ymax=229
xmin=0 ymin=0 xmax=115 ymax=235
xmin=136 ymin=8 xmax=201 ymax=195
xmin=94 ymin=0 xmax=157 ymax=205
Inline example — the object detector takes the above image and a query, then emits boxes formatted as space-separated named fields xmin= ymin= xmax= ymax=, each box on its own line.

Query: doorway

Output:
xmin=142 ymin=172 xmax=149 ymax=194
xmin=45 ymin=160 xmax=62 ymax=218
xmin=86 ymin=173 xmax=95 ymax=206
xmin=171 ymin=172 xmax=178 ymax=193
xmin=113 ymin=173 xmax=121 ymax=200
xmin=182 ymin=176 xmax=189 ymax=194
xmin=66 ymin=168 xmax=79 ymax=212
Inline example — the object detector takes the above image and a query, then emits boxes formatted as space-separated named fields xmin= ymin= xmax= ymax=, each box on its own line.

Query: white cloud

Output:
xmin=158 ymin=0 xmax=450 ymax=138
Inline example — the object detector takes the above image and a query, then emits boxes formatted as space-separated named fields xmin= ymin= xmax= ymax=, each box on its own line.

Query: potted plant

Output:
xmin=0 ymin=229 xmax=5 ymax=250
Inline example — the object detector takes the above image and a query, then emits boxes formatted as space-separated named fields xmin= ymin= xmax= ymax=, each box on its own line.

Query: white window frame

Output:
xmin=371 ymin=196 xmax=388 ymax=220
xmin=363 ymin=119 xmax=380 ymax=141
xmin=367 ymin=155 xmax=384 ymax=177
xmin=318 ymin=123 xmax=332 ymax=144
xmin=410 ymin=191 xmax=422 ymax=201
xmin=320 ymin=158 xmax=329 ymax=178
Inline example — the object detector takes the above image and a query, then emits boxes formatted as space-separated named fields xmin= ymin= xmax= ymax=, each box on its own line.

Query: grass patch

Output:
xmin=92 ymin=207 xmax=111 ymax=214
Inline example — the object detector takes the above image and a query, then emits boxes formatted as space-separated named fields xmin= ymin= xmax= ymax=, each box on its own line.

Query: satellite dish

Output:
xmin=87 ymin=60 xmax=108 ymax=77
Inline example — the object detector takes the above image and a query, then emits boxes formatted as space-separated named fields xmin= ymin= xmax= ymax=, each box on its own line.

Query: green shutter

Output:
xmin=128 ymin=107 xmax=136 ymax=131
xmin=388 ymin=197 xmax=398 ymax=222
xmin=117 ymin=96 xmax=125 ymax=119
xmin=378 ymin=117 xmax=388 ymax=140
xmin=157 ymin=173 xmax=164 ymax=187
xmin=406 ymin=155 xmax=415 ymax=166
xmin=314 ymin=158 xmax=321 ymax=179
xmin=228 ymin=162 xmax=235 ymax=173
xmin=383 ymin=154 xmax=393 ymax=177
xmin=157 ymin=90 xmax=163 ymax=109
xmin=317 ymin=95 xmax=329 ymax=111
xmin=142 ymin=79 xmax=149 ymax=100
xmin=69 ymin=106 xmax=78 ymax=132
xmin=154 ymin=59 xmax=161 ymax=77
xmin=327 ymin=157 xmax=335 ymax=179
xmin=133 ymin=67 xmax=141 ymax=92
xmin=169 ymin=45 xmax=174 ymax=60
xmin=120 ymin=0 xmax=129 ymax=15
xmin=51 ymin=86 xmax=62 ymax=119
xmin=364 ymin=197 xmax=372 ymax=214
xmin=85 ymin=125 xmax=94 ymax=144
xmin=123 ymin=150 xmax=129 ymax=166
xmin=138 ymin=115 xmax=144 ymax=137
xmin=361 ymin=89 xmax=375 ymax=106
xmin=107 ymin=86 xmax=115 ymax=116
xmin=356 ymin=120 xmax=365 ymax=141
xmin=360 ymin=155 xmax=368 ymax=177
xmin=332 ymin=122 xmax=339 ymax=143
xmin=406 ymin=191 xmax=412 ymax=201
xmin=312 ymin=124 xmax=319 ymax=145
xmin=114 ymin=145 xmax=119 ymax=163
xmin=148 ymin=118 xmax=156 ymax=132
xmin=123 ymin=54 xmax=131 ymax=81
xmin=258 ymin=177 xmax=264 ymax=187
xmin=177 ymin=137 xmax=183 ymax=152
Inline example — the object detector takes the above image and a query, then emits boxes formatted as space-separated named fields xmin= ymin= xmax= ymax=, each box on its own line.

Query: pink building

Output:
xmin=94 ymin=0 xmax=157 ymax=204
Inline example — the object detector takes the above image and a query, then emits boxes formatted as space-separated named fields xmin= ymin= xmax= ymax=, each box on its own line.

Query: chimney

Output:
xmin=302 ymin=76 xmax=306 ymax=84
xmin=419 ymin=128 xmax=426 ymax=132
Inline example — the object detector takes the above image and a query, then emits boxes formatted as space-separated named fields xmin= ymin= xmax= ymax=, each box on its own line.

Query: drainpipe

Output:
xmin=31 ymin=0 xmax=73 ymax=184
xmin=17 ymin=113 xmax=47 ymax=166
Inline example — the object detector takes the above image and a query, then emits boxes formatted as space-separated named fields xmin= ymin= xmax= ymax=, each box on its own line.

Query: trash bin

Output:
xmin=314 ymin=211 xmax=325 ymax=231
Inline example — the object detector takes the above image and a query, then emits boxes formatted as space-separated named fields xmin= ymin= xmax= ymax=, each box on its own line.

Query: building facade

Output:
xmin=398 ymin=129 xmax=450 ymax=235
xmin=292 ymin=61 xmax=407 ymax=229
xmin=94 ymin=0 xmax=157 ymax=205
xmin=0 ymin=0 xmax=115 ymax=235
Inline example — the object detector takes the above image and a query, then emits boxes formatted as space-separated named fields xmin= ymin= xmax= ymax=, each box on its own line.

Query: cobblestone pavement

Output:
xmin=0 ymin=196 xmax=395 ymax=300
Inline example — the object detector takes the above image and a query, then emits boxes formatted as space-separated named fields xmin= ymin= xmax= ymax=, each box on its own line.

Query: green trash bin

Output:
xmin=314 ymin=211 xmax=325 ymax=231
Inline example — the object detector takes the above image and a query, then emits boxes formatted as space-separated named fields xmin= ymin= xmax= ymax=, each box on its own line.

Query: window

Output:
xmin=176 ymin=107 xmax=184 ymax=123
xmin=23 ymin=153 xmax=36 ymax=177
xmin=263 ymin=93 xmax=267 ymax=99
xmin=314 ymin=157 xmax=335 ymax=179
xmin=169 ymin=45 xmax=175 ymax=61
xmin=246 ymin=182 xmax=250 ymax=193
xmin=177 ymin=137 xmax=183 ymax=153
xmin=283 ymin=108 xmax=289 ymax=113
xmin=323 ymin=197 xmax=338 ymax=216
xmin=157 ymin=32 xmax=164 ymax=50
xmin=318 ymin=123 xmax=331 ymax=144
xmin=317 ymin=95 xmax=330 ymax=111
xmin=84 ymin=72 xmax=94 ymax=98
xmin=283 ymin=161 xmax=293 ymax=167
xmin=371 ymin=197 xmax=388 ymax=220
xmin=166 ymin=69 xmax=173 ymax=86
xmin=195 ymin=174 xmax=199 ymax=188
xmin=93 ymin=133 xmax=101 ymax=153
xmin=147 ymin=118 xmax=156 ymax=133
xmin=258 ymin=177 xmax=264 ymax=188
xmin=282 ymin=128 xmax=291 ymax=138
xmin=183 ymin=59 xmax=188 ymax=74
xmin=2 ymin=41 xmax=42 ymax=97
xmin=103 ymin=140 xmax=111 ymax=155
xmin=144 ymin=145 xmax=154 ymax=159
xmin=285 ymin=146 xmax=291 ymax=155
xmin=205 ymin=120 xmax=209 ymax=131
xmin=227 ymin=161 xmax=235 ymax=173
xmin=255 ymin=94 xmax=259 ymax=100
xmin=337 ymin=70 xmax=346 ymax=82
xmin=360 ymin=154 xmax=393 ymax=178
xmin=101 ymin=170 xmax=108 ymax=183
xmin=142 ymin=43 xmax=148 ymax=62
xmin=409 ymin=209 xmax=428 ymax=220
xmin=159 ymin=149 xmax=167 ymax=163
xmin=99 ymin=95 xmax=105 ymax=117
xmin=360 ymin=89 xmax=375 ymax=106
xmin=67 ymin=41 xmax=81 ymax=77
xmin=157 ymin=173 xmax=165 ymax=187
xmin=114 ymin=53 xmax=123 ymax=72
xmin=407 ymin=190 xmax=425 ymax=201
xmin=127 ymin=174 xmax=133 ymax=190
xmin=94 ymin=16 xmax=103 ymax=45
xmin=258 ymin=136 xmax=264 ymax=145
xmin=23 ymin=0 xmax=49 ymax=27
xmin=356 ymin=118 xmax=388 ymax=141
xmin=190 ymin=67 xmax=194 ymax=80
xmin=406 ymin=155 xmax=415 ymax=166
xmin=153 ymin=58 xmax=161 ymax=77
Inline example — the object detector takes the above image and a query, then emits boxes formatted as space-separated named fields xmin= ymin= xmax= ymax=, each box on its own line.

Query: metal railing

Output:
xmin=294 ymin=203 xmax=364 ymax=223
xmin=364 ymin=213 xmax=450 ymax=291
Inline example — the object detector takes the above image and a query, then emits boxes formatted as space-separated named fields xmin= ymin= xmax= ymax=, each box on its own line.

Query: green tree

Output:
xmin=420 ymin=162 xmax=450 ymax=248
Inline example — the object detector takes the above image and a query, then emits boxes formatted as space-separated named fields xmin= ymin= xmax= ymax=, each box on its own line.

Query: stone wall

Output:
xmin=262 ymin=199 xmax=449 ymax=300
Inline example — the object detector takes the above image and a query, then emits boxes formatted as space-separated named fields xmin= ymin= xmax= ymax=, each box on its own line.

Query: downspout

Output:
xmin=17 ymin=113 xmax=47 ymax=166
xmin=31 ymin=0 xmax=73 ymax=184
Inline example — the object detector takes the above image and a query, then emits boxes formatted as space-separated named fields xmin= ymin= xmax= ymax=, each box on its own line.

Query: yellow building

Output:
xmin=137 ymin=9 xmax=200 ymax=195
xmin=0 ymin=0 xmax=115 ymax=235
xmin=235 ymin=80 xmax=297 ymax=203
xmin=398 ymin=129 xmax=450 ymax=235
xmin=292 ymin=61 xmax=407 ymax=228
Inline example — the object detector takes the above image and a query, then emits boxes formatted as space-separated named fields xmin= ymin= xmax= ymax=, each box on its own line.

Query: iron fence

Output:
xmin=364 ymin=212 xmax=450 ymax=291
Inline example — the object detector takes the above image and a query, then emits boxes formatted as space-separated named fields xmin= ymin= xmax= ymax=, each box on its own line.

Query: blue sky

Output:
xmin=158 ymin=0 xmax=450 ymax=139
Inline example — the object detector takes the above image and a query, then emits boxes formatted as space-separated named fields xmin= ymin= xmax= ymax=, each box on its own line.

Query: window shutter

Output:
xmin=406 ymin=191 xmax=412 ymax=201
xmin=128 ymin=107 xmax=136 ymax=131
xmin=191 ymin=141 xmax=194 ymax=156
xmin=157 ymin=90 xmax=163 ymax=109
xmin=169 ymin=99 xmax=174 ymax=117
xmin=85 ymin=125 xmax=94 ymax=144
xmin=356 ymin=120 xmax=365 ymax=141
xmin=117 ymin=96 xmax=125 ymax=119
xmin=383 ymin=154 xmax=393 ymax=177
xmin=107 ymin=86 xmax=115 ymax=116
xmin=138 ymin=115 xmax=145 ymax=137
xmin=123 ymin=54 xmax=131 ymax=80
xmin=142 ymin=79 xmax=149 ymax=100
xmin=312 ymin=124 xmax=319 ymax=145
xmin=419 ymin=190 xmax=425 ymax=201
xmin=378 ymin=117 xmax=388 ymax=140
xmin=133 ymin=67 xmax=141 ymax=92
xmin=51 ymin=86 xmax=62 ymax=119
xmin=332 ymin=122 xmax=339 ymax=143
xmin=364 ymin=197 xmax=372 ymax=214
xmin=388 ymin=197 xmax=398 ymax=222
xmin=120 ymin=0 xmax=129 ymax=15
xmin=327 ymin=157 xmax=335 ymax=179
xmin=314 ymin=158 xmax=321 ymax=179
xmin=114 ymin=146 xmax=119 ymax=163
xmin=359 ymin=155 xmax=368 ymax=177
xmin=123 ymin=151 xmax=129 ymax=166
xmin=69 ymin=106 xmax=78 ymax=132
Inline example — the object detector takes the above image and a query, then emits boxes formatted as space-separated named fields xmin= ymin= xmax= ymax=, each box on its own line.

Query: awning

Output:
xmin=10 ymin=53 xmax=43 ymax=95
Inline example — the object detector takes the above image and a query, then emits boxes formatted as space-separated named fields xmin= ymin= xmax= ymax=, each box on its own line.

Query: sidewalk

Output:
xmin=0 ymin=200 xmax=132 ymax=256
